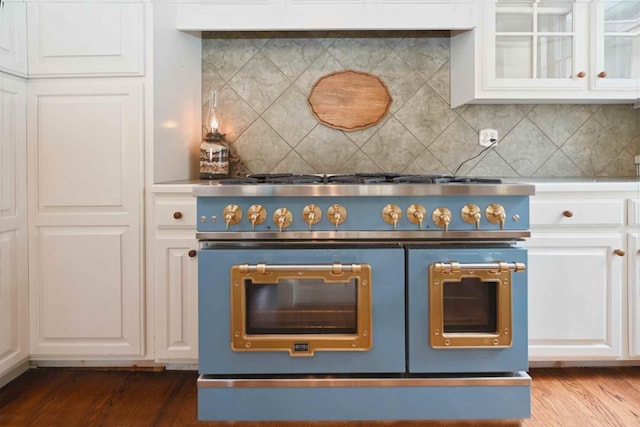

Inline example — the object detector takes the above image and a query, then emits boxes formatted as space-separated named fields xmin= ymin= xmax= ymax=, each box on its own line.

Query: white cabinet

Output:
xmin=525 ymin=185 xmax=639 ymax=362
xmin=629 ymin=198 xmax=640 ymax=358
xmin=0 ymin=73 xmax=29 ymax=380
xmin=629 ymin=232 xmax=640 ymax=358
xmin=152 ymin=191 xmax=198 ymax=362
xmin=26 ymin=2 xmax=144 ymax=77
xmin=591 ymin=1 xmax=639 ymax=94
xmin=527 ymin=233 xmax=624 ymax=360
xmin=0 ymin=2 xmax=28 ymax=77
xmin=27 ymin=79 xmax=145 ymax=358
xmin=451 ymin=1 xmax=638 ymax=107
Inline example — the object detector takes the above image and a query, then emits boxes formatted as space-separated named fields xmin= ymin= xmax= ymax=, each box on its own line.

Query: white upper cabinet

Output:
xmin=0 ymin=2 xmax=28 ymax=77
xmin=451 ymin=0 xmax=638 ymax=107
xmin=26 ymin=2 xmax=144 ymax=77
xmin=591 ymin=1 xmax=639 ymax=93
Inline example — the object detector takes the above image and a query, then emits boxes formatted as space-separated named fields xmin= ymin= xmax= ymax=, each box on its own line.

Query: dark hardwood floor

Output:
xmin=0 ymin=367 xmax=639 ymax=426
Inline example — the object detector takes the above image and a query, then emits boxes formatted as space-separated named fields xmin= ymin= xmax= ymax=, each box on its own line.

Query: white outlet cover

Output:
xmin=479 ymin=129 xmax=499 ymax=147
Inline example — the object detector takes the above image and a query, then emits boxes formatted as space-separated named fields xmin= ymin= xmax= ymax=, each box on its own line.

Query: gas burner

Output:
xmin=219 ymin=177 xmax=260 ymax=185
xmin=392 ymin=175 xmax=449 ymax=184
xmin=450 ymin=176 xmax=503 ymax=184
xmin=263 ymin=174 xmax=326 ymax=184
xmin=328 ymin=175 xmax=388 ymax=184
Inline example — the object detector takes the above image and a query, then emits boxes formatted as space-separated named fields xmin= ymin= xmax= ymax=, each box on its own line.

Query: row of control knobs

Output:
xmin=214 ymin=203 xmax=510 ymax=231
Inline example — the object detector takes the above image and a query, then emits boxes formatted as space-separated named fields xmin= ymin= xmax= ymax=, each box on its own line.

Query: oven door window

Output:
xmin=246 ymin=278 xmax=357 ymax=335
xmin=430 ymin=263 xmax=514 ymax=348
xmin=230 ymin=263 xmax=372 ymax=356
xmin=443 ymin=277 xmax=498 ymax=334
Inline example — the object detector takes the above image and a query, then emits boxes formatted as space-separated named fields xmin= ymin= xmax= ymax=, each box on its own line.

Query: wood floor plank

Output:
xmin=1 ymin=367 xmax=640 ymax=426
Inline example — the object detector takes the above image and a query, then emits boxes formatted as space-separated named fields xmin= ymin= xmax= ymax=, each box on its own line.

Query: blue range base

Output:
xmin=198 ymin=374 xmax=531 ymax=421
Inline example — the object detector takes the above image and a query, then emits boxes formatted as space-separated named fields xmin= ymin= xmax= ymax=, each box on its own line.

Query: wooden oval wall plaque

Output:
xmin=308 ymin=70 xmax=392 ymax=131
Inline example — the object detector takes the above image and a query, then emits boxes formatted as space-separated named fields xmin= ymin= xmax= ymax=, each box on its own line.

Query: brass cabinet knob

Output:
xmin=302 ymin=204 xmax=322 ymax=230
xmin=597 ymin=71 xmax=607 ymax=78
xmin=327 ymin=204 xmax=347 ymax=230
xmin=247 ymin=205 xmax=267 ymax=230
xmin=562 ymin=210 xmax=573 ymax=218
xmin=485 ymin=204 xmax=506 ymax=229
xmin=613 ymin=249 xmax=626 ymax=257
xmin=576 ymin=71 xmax=586 ymax=78
xmin=223 ymin=205 xmax=243 ymax=230
xmin=407 ymin=204 xmax=427 ymax=230
xmin=173 ymin=211 xmax=183 ymax=219
xmin=461 ymin=204 xmax=482 ymax=229
xmin=382 ymin=204 xmax=402 ymax=230
xmin=188 ymin=250 xmax=197 ymax=258
xmin=273 ymin=208 xmax=293 ymax=232
xmin=432 ymin=207 xmax=452 ymax=232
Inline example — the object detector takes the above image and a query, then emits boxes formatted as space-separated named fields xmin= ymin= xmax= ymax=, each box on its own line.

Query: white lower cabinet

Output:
xmin=526 ymin=233 xmax=624 ymax=360
xmin=0 ymin=73 xmax=29 ymax=379
xmin=629 ymin=233 xmax=640 ymax=359
xmin=27 ymin=79 xmax=145 ymax=359
xmin=152 ymin=192 xmax=198 ymax=362
xmin=526 ymin=185 xmax=638 ymax=362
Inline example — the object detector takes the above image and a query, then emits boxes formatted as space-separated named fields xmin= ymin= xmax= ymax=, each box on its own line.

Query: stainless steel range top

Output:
xmin=194 ymin=173 xmax=534 ymax=241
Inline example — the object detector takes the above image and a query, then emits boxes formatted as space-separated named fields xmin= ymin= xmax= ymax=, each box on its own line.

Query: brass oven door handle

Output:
xmin=237 ymin=263 xmax=363 ymax=274
xmin=433 ymin=262 xmax=526 ymax=273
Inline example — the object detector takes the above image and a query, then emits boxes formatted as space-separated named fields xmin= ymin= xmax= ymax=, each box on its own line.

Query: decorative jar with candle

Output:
xmin=200 ymin=90 xmax=229 ymax=179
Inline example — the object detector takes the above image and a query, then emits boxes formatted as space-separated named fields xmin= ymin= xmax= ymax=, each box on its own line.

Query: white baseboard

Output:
xmin=0 ymin=360 xmax=30 ymax=389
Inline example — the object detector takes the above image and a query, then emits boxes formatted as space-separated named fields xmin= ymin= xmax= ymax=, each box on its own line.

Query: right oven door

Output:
xmin=407 ymin=245 xmax=528 ymax=373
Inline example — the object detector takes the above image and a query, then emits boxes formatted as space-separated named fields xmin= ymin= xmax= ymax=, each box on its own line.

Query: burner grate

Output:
xmin=217 ymin=174 xmax=502 ymax=185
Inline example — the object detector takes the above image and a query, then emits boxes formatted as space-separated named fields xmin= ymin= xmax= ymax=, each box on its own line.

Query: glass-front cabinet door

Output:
xmin=592 ymin=1 xmax=639 ymax=91
xmin=487 ymin=1 xmax=588 ymax=90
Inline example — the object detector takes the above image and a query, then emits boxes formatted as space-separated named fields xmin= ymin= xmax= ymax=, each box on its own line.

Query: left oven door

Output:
xmin=198 ymin=245 xmax=405 ymax=375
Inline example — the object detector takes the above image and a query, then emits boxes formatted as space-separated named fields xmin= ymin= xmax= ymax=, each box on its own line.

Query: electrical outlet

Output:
xmin=479 ymin=129 xmax=499 ymax=147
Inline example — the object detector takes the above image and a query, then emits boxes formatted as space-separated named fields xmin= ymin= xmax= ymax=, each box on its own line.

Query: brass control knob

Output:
xmin=485 ymin=204 xmax=506 ymax=229
xmin=432 ymin=207 xmax=452 ymax=232
xmin=247 ymin=205 xmax=267 ymax=230
xmin=407 ymin=204 xmax=427 ymax=230
xmin=461 ymin=204 xmax=482 ymax=229
xmin=327 ymin=204 xmax=347 ymax=230
xmin=382 ymin=204 xmax=402 ymax=230
xmin=223 ymin=205 xmax=243 ymax=230
xmin=302 ymin=204 xmax=322 ymax=230
xmin=273 ymin=208 xmax=293 ymax=232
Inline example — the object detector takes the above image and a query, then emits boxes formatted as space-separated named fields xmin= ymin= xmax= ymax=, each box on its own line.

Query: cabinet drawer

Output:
xmin=530 ymin=199 xmax=624 ymax=226
xmin=155 ymin=197 xmax=196 ymax=228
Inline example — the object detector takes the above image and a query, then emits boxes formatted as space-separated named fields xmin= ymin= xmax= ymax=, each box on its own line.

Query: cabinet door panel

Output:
xmin=27 ymin=81 xmax=143 ymax=215
xmin=525 ymin=234 xmax=624 ymax=360
xmin=591 ymin=1 xmax=639 ymax=91
xmin=31 ymin=226 xmax=142 ymax=356
xmin=1 ymin=75 xmax=27 ymax=225
xmin=154 ymin=237 xmax=198 ymax=361
xmin=0 ymin=230 xmax=29 ymax=374
xmin=0 ymin=3 xmax=28 ymax=77
xmin=629 ymin=233 xmax=640 ymax=358
xmin=27 ymin=3 xmax=143 ymax=76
